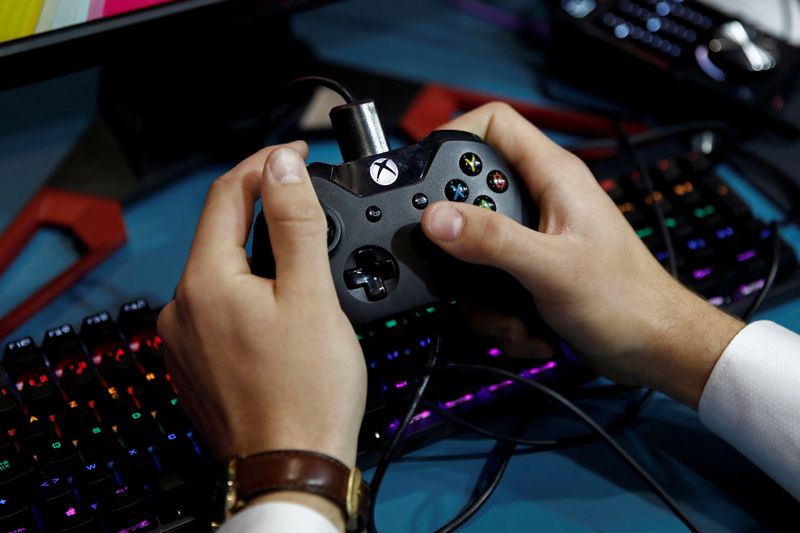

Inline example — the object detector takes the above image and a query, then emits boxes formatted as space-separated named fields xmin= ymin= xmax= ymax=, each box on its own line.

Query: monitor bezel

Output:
xmin=0 ymin=0 xmax=331 ymax=90
xmin=0 ymin=0 xmax=233 ymax=58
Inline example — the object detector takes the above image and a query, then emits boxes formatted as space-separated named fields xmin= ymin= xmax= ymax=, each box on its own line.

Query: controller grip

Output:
xmin=251 ymin=204 xmax=337 ymax=280
xmin=251 ymin=210 xmax=276 ymax=279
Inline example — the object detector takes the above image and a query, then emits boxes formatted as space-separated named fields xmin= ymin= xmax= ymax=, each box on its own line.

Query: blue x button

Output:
xmin=445 ymin=179 xmax=470 ymax=202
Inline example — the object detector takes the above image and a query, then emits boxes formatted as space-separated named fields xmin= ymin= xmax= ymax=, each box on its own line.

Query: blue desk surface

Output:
xmin=1 ymin=1 xmax=798 ymax=531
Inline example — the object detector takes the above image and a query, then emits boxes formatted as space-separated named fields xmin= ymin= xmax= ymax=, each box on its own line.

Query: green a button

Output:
xmin=473 ymin=195 xmax=496 ymax=211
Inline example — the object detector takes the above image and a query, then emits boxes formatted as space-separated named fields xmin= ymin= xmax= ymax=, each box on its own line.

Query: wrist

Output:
xmin=239 ymin=433 xmax=358 ymax=469
xmin=223 ymin=449 xmax=370 ymax=531
xmin=641 ymin=286 xmax=744 ymax=409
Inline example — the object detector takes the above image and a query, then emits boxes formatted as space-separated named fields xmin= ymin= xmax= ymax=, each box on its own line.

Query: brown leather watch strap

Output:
xmin=231 ymin=449 xmax=370 ymax=531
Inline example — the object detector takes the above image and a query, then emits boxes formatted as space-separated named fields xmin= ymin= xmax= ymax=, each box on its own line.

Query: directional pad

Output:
xmin=344 ymin=246 xmax=399 ymax=301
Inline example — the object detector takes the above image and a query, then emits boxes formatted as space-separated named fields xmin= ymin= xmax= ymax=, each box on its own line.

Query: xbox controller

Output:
xmin=252 ymin=128 xmax=532 ymax=326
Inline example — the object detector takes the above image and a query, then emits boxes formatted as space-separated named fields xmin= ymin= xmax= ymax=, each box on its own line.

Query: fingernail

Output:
xmin=268 ymin=147 xmax=304 ymax=183
xmin=427 ymin=204 xmax=463 ymax=242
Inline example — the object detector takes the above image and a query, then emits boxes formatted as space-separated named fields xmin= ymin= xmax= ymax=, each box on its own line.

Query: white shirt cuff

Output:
xmin=219 ymin=500 xmax=340 ymax=533
xmin=699 ymin=320 xmax=800 ymax=500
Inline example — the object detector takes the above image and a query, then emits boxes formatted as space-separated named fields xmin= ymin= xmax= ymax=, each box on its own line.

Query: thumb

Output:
xmin=421 ymin=201 xmax=555 ymax=288
xmin=261 ymin=145 xmax=335 ymax=300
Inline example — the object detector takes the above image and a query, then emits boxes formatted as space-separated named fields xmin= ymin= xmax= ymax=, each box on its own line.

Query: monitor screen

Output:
xmin=0 ymin=1 xmax=186 ymax=46
xmin=0 ymin=0 xmax=331 ymax=89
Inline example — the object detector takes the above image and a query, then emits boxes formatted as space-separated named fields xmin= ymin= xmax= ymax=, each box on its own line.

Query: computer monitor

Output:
xmin=0 ymin=0 xmax=339 ymax=188
xmin=0 ymin=0 xmax=333 ymax=89
xmin=1 ymin=0 xmax=183 ymax=47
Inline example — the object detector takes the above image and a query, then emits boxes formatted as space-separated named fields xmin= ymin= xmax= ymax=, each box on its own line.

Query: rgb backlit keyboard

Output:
xmin=589 ymin=148 xmax=799 ymax=314
xmin=1 ymin=299 xmax=213 ymax=532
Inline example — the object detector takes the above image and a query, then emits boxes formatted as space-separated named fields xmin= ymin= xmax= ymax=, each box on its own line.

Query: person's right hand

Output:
xmin=421 ymin=103 xmax=744 ymax=408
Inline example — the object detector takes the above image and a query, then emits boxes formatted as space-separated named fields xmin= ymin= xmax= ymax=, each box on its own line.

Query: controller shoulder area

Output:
xmin=420 ymin=129 xmax=483 ymax=148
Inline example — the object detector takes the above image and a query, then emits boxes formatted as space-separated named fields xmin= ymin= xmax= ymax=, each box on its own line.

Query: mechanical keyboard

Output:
xmin=588 ymin=143 xmax=800 ymax=316
xmin=1 ymin=145 xmax=798 ymax=532
xmin=1 ymin=300 xmax=213 ymax=532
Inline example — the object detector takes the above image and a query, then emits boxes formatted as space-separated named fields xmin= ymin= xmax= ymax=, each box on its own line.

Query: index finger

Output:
xmin=437 ymin=102 xmax=590 ymax=203
xmin=184 ymin=141 xmax=309 ymax=280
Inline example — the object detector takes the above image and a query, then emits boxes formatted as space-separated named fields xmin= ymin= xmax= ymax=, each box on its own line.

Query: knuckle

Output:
xmin=484 ymin=101 xmax=514 ymax=117
xmin=268 ymin=198 xmax=326 ymax=237
xmin=156 ymin=302 xmax=176 ymax=339
xmin=560 ymin=150 xmax=585 ymax=170
xmin=174 ymin=276 xmax=208 ymax=312
xmin=207 ymin=176 xmax=231 ymax=194
xmin=172 ymin=284 xmax=192 ymax=316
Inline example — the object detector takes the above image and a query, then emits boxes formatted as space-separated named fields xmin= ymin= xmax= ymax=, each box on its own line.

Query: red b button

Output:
xmin=487 ymin=170 xmax=509 ymax=193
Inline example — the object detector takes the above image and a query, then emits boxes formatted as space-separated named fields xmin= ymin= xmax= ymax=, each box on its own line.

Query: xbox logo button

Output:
xmin=369 ymin=158 xmax=399 ymax=186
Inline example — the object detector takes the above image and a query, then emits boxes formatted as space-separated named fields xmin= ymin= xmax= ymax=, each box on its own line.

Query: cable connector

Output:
xmin=330 ymin=99 xmax=391 ymax=162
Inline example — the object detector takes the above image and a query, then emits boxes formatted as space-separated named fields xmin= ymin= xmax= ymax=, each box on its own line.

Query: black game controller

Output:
xmin=252 ymin=97 xmax=532 ymax=326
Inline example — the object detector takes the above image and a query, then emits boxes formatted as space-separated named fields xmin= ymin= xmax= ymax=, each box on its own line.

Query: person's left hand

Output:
xmin=157 ymin=142 xmax=367 ymax=469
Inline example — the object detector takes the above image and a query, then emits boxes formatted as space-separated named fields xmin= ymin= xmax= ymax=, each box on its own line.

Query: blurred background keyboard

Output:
xmin=587 ymin=142 xmax=800 ymax=316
